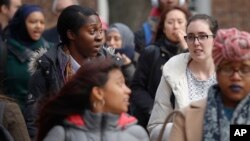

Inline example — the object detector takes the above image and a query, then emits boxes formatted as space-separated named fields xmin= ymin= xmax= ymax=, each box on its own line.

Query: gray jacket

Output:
xmin=43 ymin=111 xmax=149 ymax=141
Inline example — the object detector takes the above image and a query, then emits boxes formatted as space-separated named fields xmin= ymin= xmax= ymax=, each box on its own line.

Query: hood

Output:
xmin=28 ymin=47 xmax=48 ymax=75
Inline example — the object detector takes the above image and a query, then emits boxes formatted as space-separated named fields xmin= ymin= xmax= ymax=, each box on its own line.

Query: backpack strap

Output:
xmin=143 ymin=22 xmax=152 ymax=45
xmin=147 ymin=45 xmax=160 ymax=91
xmin=0 ymin=41 xmax=7 ymax=89
xmin=170 ymin=92 xmax=175 ymax=109
xmin=148 ymin=45 xmax=175 ymax=109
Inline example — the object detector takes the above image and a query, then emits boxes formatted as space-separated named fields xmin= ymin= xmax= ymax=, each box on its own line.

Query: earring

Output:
xmin=93 ymin=99 xmax=105 ymax=108
xmin=93 ymin=102 xmax=97 ymax=108
xmin=101 ymin=99 xmax=105 ymax=106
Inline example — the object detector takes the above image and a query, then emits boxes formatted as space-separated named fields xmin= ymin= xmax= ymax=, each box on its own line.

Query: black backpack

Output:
xmin=0 ymin=101 xmax=14 ymax=141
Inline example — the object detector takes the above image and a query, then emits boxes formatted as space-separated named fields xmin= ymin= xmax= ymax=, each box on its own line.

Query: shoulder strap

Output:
xmin=143 ymin=22 xmax=152 ymax=45
xmin=0 ymin=41 xmax=7 ymax=89
xmin=148 ymin=45 xmax=160 ymax=84
xmin=0 ymin=101 xmax=6 ymax=124
xmin=157 ymin=110 xmax=184 ymax=141
xmin=170 ymin=92 xmax=175 ymax=109
xmin=149 ymin=45 xmax=175 ymax=109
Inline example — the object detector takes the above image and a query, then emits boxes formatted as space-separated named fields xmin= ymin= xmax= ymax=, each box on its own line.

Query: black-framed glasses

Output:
xmin=217 ymin=65 xmax=250 ymax=77
xmin=184 ymin=34 xmax=214 ymax=43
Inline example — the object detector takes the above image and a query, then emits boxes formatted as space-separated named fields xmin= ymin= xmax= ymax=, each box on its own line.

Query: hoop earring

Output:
xmin=101 ymin=99 xmax=105 ymax=106
xmin=93 ymin=99 xmax=105 ymax=108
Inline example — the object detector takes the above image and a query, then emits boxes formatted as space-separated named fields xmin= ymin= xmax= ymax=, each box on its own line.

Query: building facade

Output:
xmin=191 ymin=0 xmax=250 ymax=32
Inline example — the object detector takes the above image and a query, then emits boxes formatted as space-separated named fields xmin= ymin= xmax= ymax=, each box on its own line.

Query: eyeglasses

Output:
xmin=184 ymin=34 xmax=214 ymax=43
xmin=217 ymin=65 xmax=250 ymax=77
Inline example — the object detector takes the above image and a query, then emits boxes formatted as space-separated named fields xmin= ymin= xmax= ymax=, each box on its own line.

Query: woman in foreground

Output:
xmin=37 ymin=57 xmax=149 ymax=141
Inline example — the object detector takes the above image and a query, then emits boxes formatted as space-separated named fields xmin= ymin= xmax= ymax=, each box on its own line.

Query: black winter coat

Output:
xmin=130 ymin=39 xmax=184 ymax=128
xmin=24 ymin=45 xmax=123 ymax=139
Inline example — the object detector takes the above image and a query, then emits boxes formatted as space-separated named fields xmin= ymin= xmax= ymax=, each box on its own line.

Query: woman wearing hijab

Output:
xmin=106 ymin=23 xmax=136 ymax=86
xmin=168 ymin=28 xmax=250 ymax=141
xmin=2 ymin=4 xmax=52 ymax=110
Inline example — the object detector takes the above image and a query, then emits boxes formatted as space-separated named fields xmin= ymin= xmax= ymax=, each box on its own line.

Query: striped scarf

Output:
xmin=63 ymin=47 xmax=74 ymax=83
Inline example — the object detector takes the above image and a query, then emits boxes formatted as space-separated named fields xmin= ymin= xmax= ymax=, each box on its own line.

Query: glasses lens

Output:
xmin=185 ymin=34 xmax=213 ymax=43
xmin=219 ymin=66 xmax=233 ymax=76
xmin=198 ymin=35 xmax=208 ymax=41
xmin=185 ymin=36 xmax=195 ymax=42
xmin=241 ymin=66 xmax=250 ymax=76
xmin=219 ymin=66 xmax=250 ymax=76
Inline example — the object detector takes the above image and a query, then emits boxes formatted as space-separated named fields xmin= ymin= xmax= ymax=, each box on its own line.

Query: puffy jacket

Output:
xmin=43 ymin=110 xmax=149 ymax=141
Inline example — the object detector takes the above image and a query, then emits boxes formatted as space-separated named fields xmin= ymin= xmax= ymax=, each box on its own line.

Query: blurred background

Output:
xmin=23 ymin=0 xmax=250 ymax=32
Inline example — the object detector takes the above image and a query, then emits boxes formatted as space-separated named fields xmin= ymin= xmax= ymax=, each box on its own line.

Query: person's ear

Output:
xmin=0 ymin=5 xmax=9 ymax=14
xmin=67 ymin=30 xmax=76 ymax=40
xmin=91 ymin=86 xmax=104 ymax=101
xmin=91 ymin=86 xmax=106 ymax=112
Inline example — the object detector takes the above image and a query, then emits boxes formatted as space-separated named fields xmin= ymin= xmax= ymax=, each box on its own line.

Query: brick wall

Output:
xmin=109 ymin=0 xmax=151 ymax=31
xmin=21 ymin=0 xmax=150 ymax=31
xmin=23 ymin=0 xmax=97 ymax=29
xmin=212 ymin=0 xmax=250 ymax=32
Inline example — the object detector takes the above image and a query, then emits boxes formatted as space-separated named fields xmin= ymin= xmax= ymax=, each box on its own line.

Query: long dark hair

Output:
xmin=57 ymin=5 xmax=98 ymax=46
xmin=36 ymin=57 xmax=121 ymax=141
xmin=154 ymin=6 xmax=191 ymax=42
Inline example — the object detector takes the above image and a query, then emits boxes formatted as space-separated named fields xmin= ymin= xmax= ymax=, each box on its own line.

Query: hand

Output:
xmin=116 ymin=53 xmax=132 ymax=65
xmin=174 ymin=29 xmax=188 ymax=50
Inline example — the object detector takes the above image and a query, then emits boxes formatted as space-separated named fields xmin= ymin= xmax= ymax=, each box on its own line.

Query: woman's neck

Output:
xmin=65 ymin=45 xmax=89 ymax=65
xmin=188 ymin=57 xmax=215 ymax=80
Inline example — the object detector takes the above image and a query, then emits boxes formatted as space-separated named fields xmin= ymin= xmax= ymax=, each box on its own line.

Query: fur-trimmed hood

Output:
xmin=28 ymin=47 xmax=48 ymax=75
xmin=28 ymin=45 xmax=123 ymax=75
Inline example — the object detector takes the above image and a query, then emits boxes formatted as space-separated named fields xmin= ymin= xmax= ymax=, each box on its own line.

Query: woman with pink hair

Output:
xmin=168 ymin=28 xmax=250 ymax=141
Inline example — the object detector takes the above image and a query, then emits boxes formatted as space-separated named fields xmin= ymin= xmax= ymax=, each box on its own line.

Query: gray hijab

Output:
xmin=107 ymin=23 xmax=135 ymax=60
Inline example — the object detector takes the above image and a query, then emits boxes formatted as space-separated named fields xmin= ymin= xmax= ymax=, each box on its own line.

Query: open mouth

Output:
xmin=95 ymin=44 xmax=103 ymax=49
xmin=93 ymin=46 xmax=101 ymax=52
xmin=194 ymin=49 xmax=203 ymax=54
xmin=32 ymin=31 xmax=42 ymax=37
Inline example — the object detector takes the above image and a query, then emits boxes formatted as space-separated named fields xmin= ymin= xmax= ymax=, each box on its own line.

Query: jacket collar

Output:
xmin=163 ymin=53 xmax=192 ymax=108
xmin=7 ymin=38 xmax=35 ymax=63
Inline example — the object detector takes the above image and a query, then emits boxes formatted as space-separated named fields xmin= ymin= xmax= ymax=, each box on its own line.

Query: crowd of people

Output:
xmin=1 ymin=0 xmax=250 ymax=141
